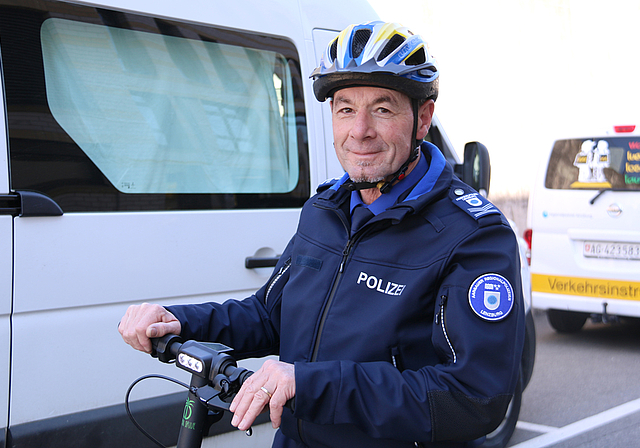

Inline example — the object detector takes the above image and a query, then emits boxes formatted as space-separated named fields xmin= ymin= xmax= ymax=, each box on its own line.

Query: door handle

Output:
xmin=0 ymin=191 xmax=63 ymax=217
xmin=245 ymin=256 xmax=280 ymax=269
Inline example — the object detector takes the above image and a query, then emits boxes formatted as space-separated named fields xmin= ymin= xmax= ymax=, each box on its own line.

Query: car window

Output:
xmin=41 ymin=18 xmax=299 ymax=195
xmin=1 ymin=1 xmax=309 ymax=211
xmin=425 ymin=124 xmax=456 ymax=164
xmin=545 ymin=137 xmax=640 ymax=190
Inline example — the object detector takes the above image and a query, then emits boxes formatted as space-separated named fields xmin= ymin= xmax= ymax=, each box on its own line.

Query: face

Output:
xmin=330 ymin=86 xmax=434 ymax=183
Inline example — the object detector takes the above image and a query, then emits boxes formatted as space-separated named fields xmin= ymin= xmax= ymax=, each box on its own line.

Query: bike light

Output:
xmin=175 ymin=341 xmax=215 ymax=378
xmin=174 ymin=340 xmax=236 ymax=379
xmin=178 ymin=353 xmax=204 ymax=373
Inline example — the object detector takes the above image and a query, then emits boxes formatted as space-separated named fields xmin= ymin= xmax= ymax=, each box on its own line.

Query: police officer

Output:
xmin=119 ymin=21 xmax=525 ymax=447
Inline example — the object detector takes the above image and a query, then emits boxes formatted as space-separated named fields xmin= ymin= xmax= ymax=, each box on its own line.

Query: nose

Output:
xmin=349 ymin=111 xmax=376 ymax=141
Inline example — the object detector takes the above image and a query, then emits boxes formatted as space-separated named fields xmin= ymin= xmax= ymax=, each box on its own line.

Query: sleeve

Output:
xmin=292 ymin=221 xmax=526 ymax=444
xmin=165 ymin=237 xmax=295 ymax=360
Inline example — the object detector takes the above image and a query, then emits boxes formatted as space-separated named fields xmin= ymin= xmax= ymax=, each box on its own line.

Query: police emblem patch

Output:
xmin=468 ymin=273 xmax=514 ymax=321
xmin=451 ymin=190 xmax=501 ymax=220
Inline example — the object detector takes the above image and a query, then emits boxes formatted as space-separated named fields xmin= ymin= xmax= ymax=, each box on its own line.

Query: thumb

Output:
xmin=146 ymin=321 xmax=180 ymax=339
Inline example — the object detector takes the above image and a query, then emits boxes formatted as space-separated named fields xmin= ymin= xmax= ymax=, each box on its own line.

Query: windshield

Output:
xmin=545 ymin=137 xmax=640 ymax=191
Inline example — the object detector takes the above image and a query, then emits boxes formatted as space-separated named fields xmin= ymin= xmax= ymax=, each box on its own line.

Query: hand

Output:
xmin=230 ymin=359 xmax=295 ymax=431
xmin=118 ymin=303 xmax=181 ymax=353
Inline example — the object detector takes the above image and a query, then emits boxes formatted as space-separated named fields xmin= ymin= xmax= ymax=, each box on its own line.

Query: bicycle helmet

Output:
xmin=311 ymin=21 xmax=439 ymax=102
xmin=311 ymin=21 xmax=440 ymax=193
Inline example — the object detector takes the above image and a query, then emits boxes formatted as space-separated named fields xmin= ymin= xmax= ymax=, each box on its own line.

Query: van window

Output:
xmin=1 ymin=1 xmax=308 ymax=211
xmin=545 ymin=137 xmax=640 ymax=190
xmin=41 ymin=18 xmax=298 ymax=195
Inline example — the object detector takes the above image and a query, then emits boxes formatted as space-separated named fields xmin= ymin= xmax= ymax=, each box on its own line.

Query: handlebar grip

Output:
xmin=150 ymin=334 xmax=183 ymax=362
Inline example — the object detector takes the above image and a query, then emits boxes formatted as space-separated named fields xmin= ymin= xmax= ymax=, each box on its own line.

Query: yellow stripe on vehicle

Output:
xmin=532 ymin=274 xmax=640 ymax=301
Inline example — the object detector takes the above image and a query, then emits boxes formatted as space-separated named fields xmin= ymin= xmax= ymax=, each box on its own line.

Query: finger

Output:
xmin=133 ymin=311 xmax=157 ymax=353
xmin=119 ymin=307 xmax=146 ymax=352
xmin=230 ymin=375 xmax=271 ymax=430
xmin=119 ymin=303 xmax=179 ymax=353
xmin=229 ymin=373 xmax=254 ymax=416
xmin=146 ymin=320 xmax=181 ymax=339
xmin=230 ymin=363 xmax=270 ymax=410
xmin=268 ymin=395 xmax=284 ymax=429
xmin=228 ymin=386 xmax=244 ymax=414
xmin=236 ymin=385 xmax=272 ymax=431
xmin=267 ymin=383 xmax=292 ymax=429
xmin=230 ymin=361 xmax=295 ymax=431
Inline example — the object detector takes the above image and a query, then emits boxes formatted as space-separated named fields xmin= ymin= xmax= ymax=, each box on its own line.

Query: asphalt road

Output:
xmin=507 ymin=309 xmax=640 ymax=447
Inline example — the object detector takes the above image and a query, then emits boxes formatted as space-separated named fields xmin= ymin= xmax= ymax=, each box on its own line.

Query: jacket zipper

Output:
xmin=298 ymin=240 xmax=352 ymax=444
xmin=301 ymin=203 xmax=379 ymax=442
xmin=310 ymin=203 xmax=388 ymax=362
xmin=310 ymin=238 xmax=353 ymax=362
xmin=435 ymin=295 xmax=457 ymax=364
xmin=264 ymin=257 xmax=291 ymax=305
xmin=296 ymin=207 xmax=353 ymax=444
xmin=298 ymin=237 xmax=354 ymax=444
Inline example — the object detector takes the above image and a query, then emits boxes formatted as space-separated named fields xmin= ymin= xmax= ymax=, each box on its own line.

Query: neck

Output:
xmin=358 ymin=152 xmax=421 ymax=205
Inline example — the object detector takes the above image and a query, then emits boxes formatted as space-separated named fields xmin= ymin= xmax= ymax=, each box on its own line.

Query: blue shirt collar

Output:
xmin=349 ymin=152 xmax=429 ymax=216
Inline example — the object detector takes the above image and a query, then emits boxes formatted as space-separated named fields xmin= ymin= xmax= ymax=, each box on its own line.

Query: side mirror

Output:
xmin=460 ymin=141 xmax=491 ymax=197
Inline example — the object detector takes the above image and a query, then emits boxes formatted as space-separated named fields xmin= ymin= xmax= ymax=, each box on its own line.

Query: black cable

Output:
xmin=125 ymin=374 xmax=190 ymax=448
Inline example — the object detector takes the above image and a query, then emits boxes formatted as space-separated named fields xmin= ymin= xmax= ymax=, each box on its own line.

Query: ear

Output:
xmin=416 ymin=100 xmax=435 ymax=140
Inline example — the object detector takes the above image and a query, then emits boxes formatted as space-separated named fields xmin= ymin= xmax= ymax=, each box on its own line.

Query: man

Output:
xmin=119 ymin=21 xmax=525 ymax=447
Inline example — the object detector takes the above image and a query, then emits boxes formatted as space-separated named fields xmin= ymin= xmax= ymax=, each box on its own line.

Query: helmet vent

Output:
xmin=377 ymin=34 xmax=406 ymax=61
xmin=352 ymin=29 xmax=372 ymax=59
xmin=405 ymin=48 xmax=426 ymax=66
xmin=329 ymin=38 xmax=338 ymax=62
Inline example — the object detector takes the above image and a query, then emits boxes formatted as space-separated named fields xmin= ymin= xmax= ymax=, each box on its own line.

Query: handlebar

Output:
xmin=151 ymin=334 xmax=252 ymax=411
xmin=146 ymin=335 xmax=254 ymax=448
xmin=130 ymin=335 xmax=292 ymax=448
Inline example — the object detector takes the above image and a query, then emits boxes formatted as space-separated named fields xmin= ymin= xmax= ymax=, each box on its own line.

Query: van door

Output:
xmin=1 ymin=0 xmax=307 ymax=442
xmin=0 ymin=58 xmax=12 ymax=445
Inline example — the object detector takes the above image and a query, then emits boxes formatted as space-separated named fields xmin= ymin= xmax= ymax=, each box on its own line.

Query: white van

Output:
xmin=527 ymin=125 xmax=640 ymax=333
xmin=0 ymin=1 xmax=534 ymax=447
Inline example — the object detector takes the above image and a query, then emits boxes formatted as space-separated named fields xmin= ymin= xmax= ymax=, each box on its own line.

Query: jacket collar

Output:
xmin=318 ymin=142 xmax=451 ymax=216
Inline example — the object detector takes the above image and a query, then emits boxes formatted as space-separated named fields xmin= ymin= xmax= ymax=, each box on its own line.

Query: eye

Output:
xmin=375 ymin=106 xmax=396 ymax=116
xmin=336 ymin=106 xmax=353 ymax=115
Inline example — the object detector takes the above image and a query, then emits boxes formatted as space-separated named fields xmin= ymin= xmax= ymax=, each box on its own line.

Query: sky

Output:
xmin=367 ymin=0 xmax=640 ymax=194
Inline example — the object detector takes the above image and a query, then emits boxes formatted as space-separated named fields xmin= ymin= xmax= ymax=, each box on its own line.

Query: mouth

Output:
xmin=344 ymin=144 xmax=383 ymax=157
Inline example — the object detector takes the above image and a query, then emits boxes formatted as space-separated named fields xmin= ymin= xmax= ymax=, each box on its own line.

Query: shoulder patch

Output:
xmin=468 ymin=273 xmax=514 ymax=322
xmin=451 ymin=189 xmax=501 ymax=220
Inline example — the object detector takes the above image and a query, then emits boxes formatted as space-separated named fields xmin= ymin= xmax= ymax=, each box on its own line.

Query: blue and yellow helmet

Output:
xmin=311 ymin=21 xmax=439 ymax=102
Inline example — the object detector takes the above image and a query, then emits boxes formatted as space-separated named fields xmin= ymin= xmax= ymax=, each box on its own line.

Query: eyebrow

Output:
xmin=333 ymin=93 xmax=401 ymax=107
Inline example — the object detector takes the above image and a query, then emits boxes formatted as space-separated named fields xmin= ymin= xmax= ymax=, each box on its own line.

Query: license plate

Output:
xmin=583 ymin=241 xmax=640 ymax=260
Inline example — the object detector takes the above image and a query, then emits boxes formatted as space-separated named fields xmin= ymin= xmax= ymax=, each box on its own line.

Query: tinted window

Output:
xmin=545 ymin=137 xmax=640 ymax=191
xmin=425 ymin=124 xmax=455 ymax=164
xmin=1 ymin=0 xmax=309 ymax=211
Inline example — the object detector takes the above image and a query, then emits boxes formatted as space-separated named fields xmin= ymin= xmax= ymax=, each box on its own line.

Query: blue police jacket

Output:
xmin=167 ymin=142 xmax=525 ymax=447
